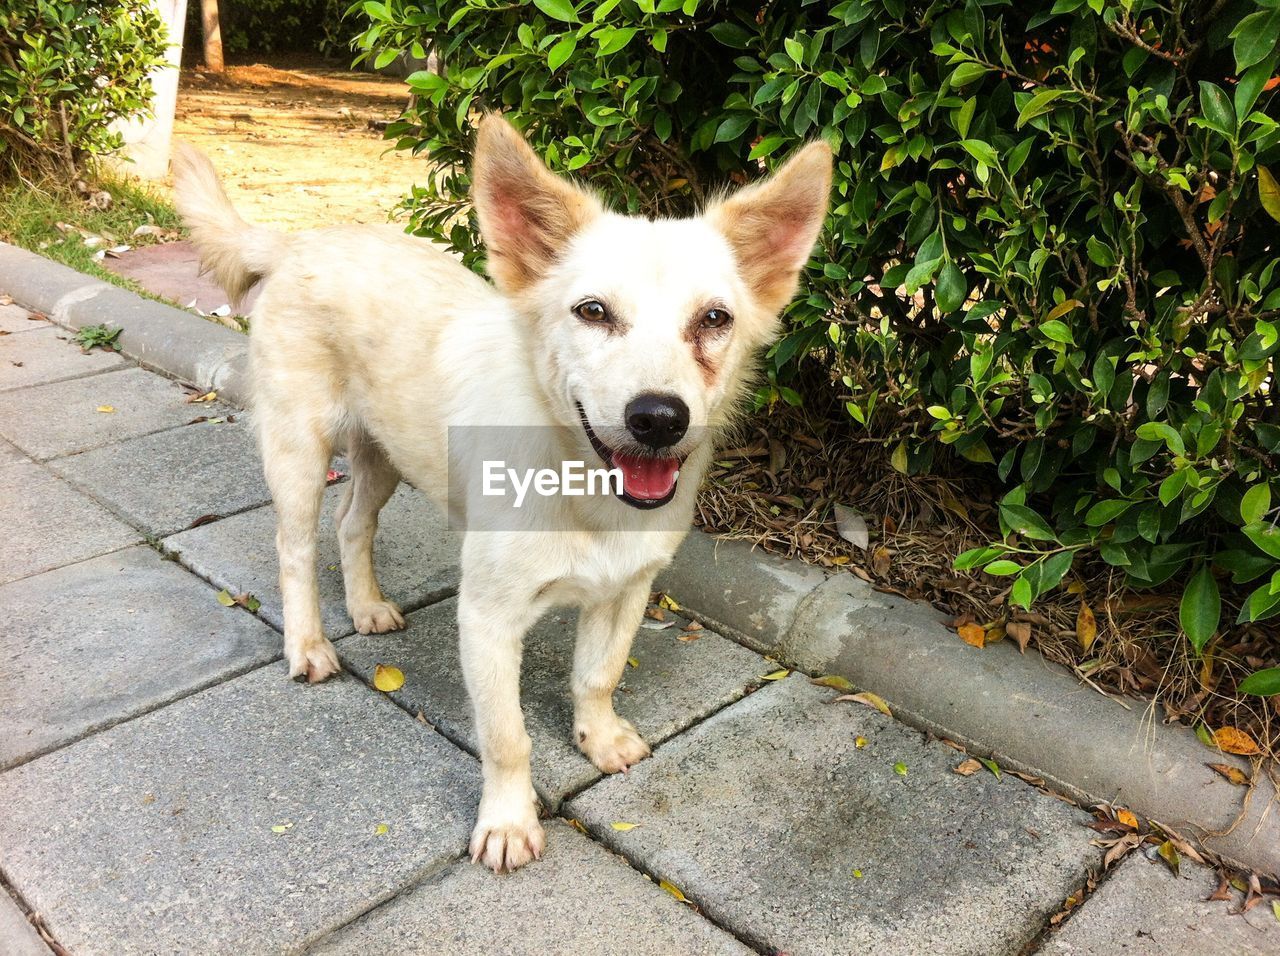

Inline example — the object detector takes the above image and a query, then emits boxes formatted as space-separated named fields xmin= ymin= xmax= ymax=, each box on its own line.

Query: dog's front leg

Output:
xmin=572 ymin=577 xmax=652 ymax=773
xmin=458 ymin=588 xmax=544 ymax=873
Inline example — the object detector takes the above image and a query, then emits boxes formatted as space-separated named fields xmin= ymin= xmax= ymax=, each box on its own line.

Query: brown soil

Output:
xmin=171 ymin=60 xmax=419 ymax=231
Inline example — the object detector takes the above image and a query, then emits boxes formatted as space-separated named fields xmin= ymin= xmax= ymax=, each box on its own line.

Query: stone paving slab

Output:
xmin=167 ymin=482 xmax=460 ymax=637
xmin=0 ymin=545 xmax=281 ymax=769
xmin=50 ymin=418 xmax=270 ymax=536
xmin=341 ymin=600 xmax=768 ymax=804
xmin=0 ymin=366 xmax=236 ymax=460
xmin=0 ymin=301 xmax=47 ymax=334
xmin=0 ymin=666 xmax=481 ymax=956
xmin=312 ymin=820 xmax=752 ymax=955
xmin=0 ymin=890 xmax=52 ymax=956
xmin=569 ymin=676 xmax=1099 ymax=956
xmin=1039 ymin=855 xmax=1280 ymax=955
xmin=0 ymin=461 xmax=140 ymax=585
xmin=0 ymin=325 xmax=125 ymax=392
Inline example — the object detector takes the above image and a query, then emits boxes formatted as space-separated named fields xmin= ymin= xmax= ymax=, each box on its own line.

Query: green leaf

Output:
xmin=1085 ymin=499 xmax=1134 ymax=527
xmin=1135 ymin=422 xmax=1186 ymax=457
xmin=1239 ymin=668 xmax=1280 ymax=696
xmin=1230 ymin=9 xmax=1280 ymax=73
xmin=959 ymin=139 xmax=999 ymax=168
xmin=784 ymin=37 xmax=805 ymax=65
xmin=1241 ymin=484 xmax=1272 ymax=525
xmin=547 ymin=34 xmax=577 ymax=70
xmin=1016 ymin=88 xmax=1071 ymax=128
xmin=1238 ymin=580 xmax=1280 ymax=623
xmin=984 ymin=559 xmax=1022 ymax=575
xmin=935 ymin=262 xmax=967 ymax=313
xmin=533 ymin=0 xmax=578 ymax=23
xmin=1180 ymin=564 xmax=1220 ymax=654
xmin=707 ymin=22 xmax=752 ymax=49
xmin=714 ymin=113 xmax=753 ymax=143
xmin=1000 ymin=503 xmax=1058 ymax=542
xmin=597 ymin=27 xmax=637 ymax=55
xmin=1197 ymin=81 xmax=1236 ymax=137
xmin=950 ymin=61 xmax=989 ymax=87
xmin=1243 ymin=521 xmax=1280 ymax=559
xmin=1040 ymin=320 xmax=1075 ymax=344
xmin=748 ymin=134 xmax=786 ymax=159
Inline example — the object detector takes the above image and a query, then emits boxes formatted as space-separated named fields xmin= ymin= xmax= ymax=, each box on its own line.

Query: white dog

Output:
xmin=173 ymin=116 xmax=831 ymax=872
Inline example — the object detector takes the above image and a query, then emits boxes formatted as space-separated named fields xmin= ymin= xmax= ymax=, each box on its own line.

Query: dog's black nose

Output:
xmin=626 ymin=393 xmax=689 ymax=449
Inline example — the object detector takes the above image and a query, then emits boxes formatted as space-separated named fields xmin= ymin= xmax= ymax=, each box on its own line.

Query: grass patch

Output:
xmin=0 ymin=172 xmax=181 ymax=294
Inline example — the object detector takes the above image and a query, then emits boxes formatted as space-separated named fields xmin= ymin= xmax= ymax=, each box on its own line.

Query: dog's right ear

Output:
xmin=471 ymin=114 xmax=603 ymax=294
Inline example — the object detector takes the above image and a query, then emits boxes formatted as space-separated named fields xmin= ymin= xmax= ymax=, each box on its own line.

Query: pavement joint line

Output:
xmin=1020 ymin=865 xmax=1117 ymax=955
xmin=0 ymin=360 xmax=127 ymax=397
xmin=551 ymin=810 xmax=772 ymax=956
xmin=0 ymin=624 xmax=282 ymax=775
xmin=0 ymin=870 xmax=62 ymax=956
xmin=298 ymin=853 xmax=469 ymax=955
xmin=552 ymin=677 xmax=767 ymax=812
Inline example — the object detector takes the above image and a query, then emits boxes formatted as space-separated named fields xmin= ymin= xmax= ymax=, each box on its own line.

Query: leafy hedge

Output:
xmin=0 ymin=1 xmax=168 ymax=177
xmin=356 ymin=0 xmax=1280 ymax=689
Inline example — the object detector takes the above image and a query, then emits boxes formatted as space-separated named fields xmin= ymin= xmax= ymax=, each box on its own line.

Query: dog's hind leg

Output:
xmin=571 ymin=576 xmax=652 ymax=773
xmin=336 ymin=431 xmax=405 ymax=635
xmin=260 ymin=412 xmax=339 ymax=683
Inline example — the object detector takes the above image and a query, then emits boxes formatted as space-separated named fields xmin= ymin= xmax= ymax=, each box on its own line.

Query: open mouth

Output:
xmin=577 ymin=403 xmax=683 ymax=509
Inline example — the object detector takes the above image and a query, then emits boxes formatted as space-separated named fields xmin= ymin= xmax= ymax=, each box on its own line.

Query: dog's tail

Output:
xmin=171 ymin=143 xmax=282 ymax=306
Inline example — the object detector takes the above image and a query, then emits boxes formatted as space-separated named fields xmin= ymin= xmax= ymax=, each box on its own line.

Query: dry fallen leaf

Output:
xmin=1076 ymin=602 xmax=1097 ymax=652
xmin=810 ymin=674 xmax=855 ymax=691
xmin=1156 ymin=839 xmax=1180 ymax=877
xmin=374 ymin=823 xmax=389 ymax=836
xmin=627 ymin=656 xmax=640 ymax=669
xmin=373 ymin=664 xmax=405 ymax=693
xmin=855 ymin=736 xmax=867 ymax=749
xmin=761 ymin=668 xmax=791 ymax=681
xmin=1007 ymin=620 xmax=1032 ymax=653
xmin=954 ymin=758 xmax=983 ymax=776
xmin=893 ymin=761 xmax=908 ymax=777
xmin=1116 ymin=808 xmax=1139 ymax=830
xmin=659 ymin=879 xmax=689 ymax=903
xmin=1214 ymin=726 xmax=1262 ymax=756
xmin=658 ymin=594 xmax=681 ymax=612
xmin=1206 ymin=762 xmax=1250 ymax=786
xmin=215 ymin=589 xmax=235 ymax=607
xmin=833 ymin=503 xmax=870 ymax=550
xmin=96 ymin=405 xmax=115 ymax=414
xmin=610 ymin=821 xmax=640 ymax=831
xmin=186 ymin=391 xmax=217 ymax=404
xmin=978 ymin=756 xmax=1001 ymax=780
xmin=834 ymin=691 xmax=892 ymax=717
xmin=957 ymin=623 xmax=986 ymax=648
xmin=871 ymin=546 xmax=892 ymax=577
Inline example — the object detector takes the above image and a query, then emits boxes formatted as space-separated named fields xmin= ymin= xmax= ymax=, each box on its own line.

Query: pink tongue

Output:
xmin=613 ymin=453 xmax=679 ymax=500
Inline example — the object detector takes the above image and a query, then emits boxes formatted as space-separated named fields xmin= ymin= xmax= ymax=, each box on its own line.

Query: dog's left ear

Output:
xmin=472 ymin=114 xmax=604 ymax=294
xmin=709 ymin=142 xmax=833 ymax=316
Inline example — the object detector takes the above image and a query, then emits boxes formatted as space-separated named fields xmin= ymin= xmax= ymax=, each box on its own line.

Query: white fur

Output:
xmin=171 ymin=121 xmax=831 ymax=873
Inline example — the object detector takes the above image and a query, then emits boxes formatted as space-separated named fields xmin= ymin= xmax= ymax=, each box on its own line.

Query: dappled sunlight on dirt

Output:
xmin=170 ymin=59 xmax=420 ymax=231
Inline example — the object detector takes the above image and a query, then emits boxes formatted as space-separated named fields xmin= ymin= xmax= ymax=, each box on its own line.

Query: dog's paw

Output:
xmin=350 ymin=600 xmax=405 ymax=635
xmin=286 ymin=636 xmax=341 ymax=683
xmin=470 ymin=803 xmax=544 ymax=873
xmin=575 ymin=716 xmax=650 ymax=774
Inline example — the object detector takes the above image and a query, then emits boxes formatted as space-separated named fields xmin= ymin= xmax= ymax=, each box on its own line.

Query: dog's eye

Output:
xmin=574 ymin=300 xmax=609 ymax=323
xmin=701 ymin=308 xmax=732 ymax=330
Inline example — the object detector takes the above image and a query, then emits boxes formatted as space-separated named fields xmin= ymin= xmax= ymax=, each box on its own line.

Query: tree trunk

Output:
xmin=200 ymin=0 xmax=224 ymax=72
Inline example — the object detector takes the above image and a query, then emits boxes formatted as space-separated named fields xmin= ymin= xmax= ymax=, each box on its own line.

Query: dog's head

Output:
xmin=471 ymin=115 xmax=831 ymax=509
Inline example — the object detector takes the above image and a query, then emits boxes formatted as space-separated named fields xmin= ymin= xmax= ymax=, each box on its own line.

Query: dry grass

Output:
xmin=695 ymin=396 xmax=1278 ymax=760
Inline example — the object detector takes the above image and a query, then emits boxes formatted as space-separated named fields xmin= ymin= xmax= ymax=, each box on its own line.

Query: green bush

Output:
xmin=357 ymin=1 xmax=1280 ymax=668
xmin=0 ymin=0 xmax=169 ymax=177
xmin=183 ymin=0 xmax=352 ymax=58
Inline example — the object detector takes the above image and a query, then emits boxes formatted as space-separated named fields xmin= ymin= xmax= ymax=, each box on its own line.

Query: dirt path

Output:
xmin=172 ymin=60 xmax=421 ymax=231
